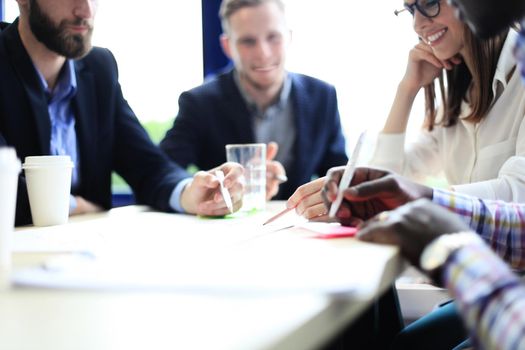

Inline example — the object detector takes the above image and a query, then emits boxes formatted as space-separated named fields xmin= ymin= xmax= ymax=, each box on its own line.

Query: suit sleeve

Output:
xmin=159 ymin=91 xmax=202 ymax=168
xmin=317 ymin=85 xmax=348 ymax=175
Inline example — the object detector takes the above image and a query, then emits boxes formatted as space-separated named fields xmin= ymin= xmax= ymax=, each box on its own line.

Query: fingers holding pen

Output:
xmin=287 ymin=177 xmax=327 ymax=220
xmin=321 ymin=166 xmax=346 ymax=205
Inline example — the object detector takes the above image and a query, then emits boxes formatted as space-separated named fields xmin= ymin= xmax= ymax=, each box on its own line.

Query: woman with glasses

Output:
xmin=368 ymin=0 xmax=524 ymax=349
xmin=370 ymin=0 xmax=525 ymax=204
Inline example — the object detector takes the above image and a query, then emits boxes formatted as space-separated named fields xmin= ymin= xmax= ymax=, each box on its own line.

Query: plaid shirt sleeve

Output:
xmin=444 ymin=240 xmax=525 ymax=350
xmin=433 ymin=189 xmax=525 ymax=270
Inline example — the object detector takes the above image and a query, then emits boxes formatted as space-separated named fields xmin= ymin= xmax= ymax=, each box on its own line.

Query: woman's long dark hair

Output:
xmin=424 ymin=25 xmax=508 ymax=131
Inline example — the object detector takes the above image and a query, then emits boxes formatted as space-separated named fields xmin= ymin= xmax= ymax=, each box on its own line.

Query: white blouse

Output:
xmin=370 ymin=30 xmax=525 ymax=202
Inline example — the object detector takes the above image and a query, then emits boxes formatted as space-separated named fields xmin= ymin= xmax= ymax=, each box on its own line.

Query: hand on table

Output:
xmin=181 ymin=162 xmax=244 ymax=216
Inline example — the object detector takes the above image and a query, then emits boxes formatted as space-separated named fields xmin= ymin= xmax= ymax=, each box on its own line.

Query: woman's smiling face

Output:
xmin=409 ymin=0 xmax=466 ymax=60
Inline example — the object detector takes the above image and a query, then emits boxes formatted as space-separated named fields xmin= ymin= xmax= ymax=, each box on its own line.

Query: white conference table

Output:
xmin=0 ymin=202 xmax=403 ymax=350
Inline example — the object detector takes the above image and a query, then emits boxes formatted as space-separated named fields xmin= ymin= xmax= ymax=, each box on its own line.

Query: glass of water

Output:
xmin=225 ymin=143 xmax=266 ymax=212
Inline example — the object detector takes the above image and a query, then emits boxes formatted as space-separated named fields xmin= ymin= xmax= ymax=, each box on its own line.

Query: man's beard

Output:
xmin=29 ymin=0 xmax=93 ymax=59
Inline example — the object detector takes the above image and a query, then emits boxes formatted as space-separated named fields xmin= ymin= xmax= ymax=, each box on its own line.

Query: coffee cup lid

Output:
xmin=22 ymin=155 xmax=74 ymax=169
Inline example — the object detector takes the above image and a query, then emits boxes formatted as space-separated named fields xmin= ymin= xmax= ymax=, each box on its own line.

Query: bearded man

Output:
xmin=0 ymin=0 xmax=244 ymax=226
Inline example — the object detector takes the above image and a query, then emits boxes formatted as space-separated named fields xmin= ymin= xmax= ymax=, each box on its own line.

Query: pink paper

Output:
xmin=298 ymin=223 xmax=358 ymax=239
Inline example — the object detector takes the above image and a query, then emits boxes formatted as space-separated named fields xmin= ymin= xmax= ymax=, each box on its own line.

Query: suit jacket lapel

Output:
xmin=221 ymin=71 xmax=255 ymax=143
xmin=290 ymin=74 xmax=308 ymax=180
xmin=72 ymin=59 xmax=97 ymax=187
xmin=5 ymin=21 xmax=51 ymax=154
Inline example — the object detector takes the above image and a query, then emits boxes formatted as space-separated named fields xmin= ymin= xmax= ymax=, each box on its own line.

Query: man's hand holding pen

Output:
xmin=266 ymin=142 xmax=287 ymax=200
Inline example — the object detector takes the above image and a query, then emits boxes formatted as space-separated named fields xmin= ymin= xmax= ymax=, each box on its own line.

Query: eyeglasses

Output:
xmin=394 ymin=0 xmax=441 ymax=19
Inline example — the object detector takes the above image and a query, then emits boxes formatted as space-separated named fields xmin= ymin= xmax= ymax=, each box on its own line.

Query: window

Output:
xmin=93 ymin=2 xmax=203 ymax=129
xmin=4 ymin=0 xmax=17 ymax=21
xmin=284 ymin=0 xmax=424 ymax=159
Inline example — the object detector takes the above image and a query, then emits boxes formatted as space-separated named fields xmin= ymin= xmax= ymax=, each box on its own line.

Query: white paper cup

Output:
xmin=226 ymin=143 xmax=266 ymax=212
xmin=23 ymin=156 xmax=74 ymax=227
xmin=0 ymin=148 xmax=21 ymax=273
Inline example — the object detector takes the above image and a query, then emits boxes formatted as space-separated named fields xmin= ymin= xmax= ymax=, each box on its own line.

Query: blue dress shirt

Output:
xmin=36 ymin=60 xmax=79 ymax=186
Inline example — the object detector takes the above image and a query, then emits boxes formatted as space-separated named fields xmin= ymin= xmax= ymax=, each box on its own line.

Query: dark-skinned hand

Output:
xmin=322 ymin=166 xmax=433 ymax=226
xmin=357 ymin=198 xmax=471 ymax=268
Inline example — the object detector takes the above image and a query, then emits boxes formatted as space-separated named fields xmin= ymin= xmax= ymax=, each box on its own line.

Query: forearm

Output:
xmin=382 ymin=82 xmax=419 ymax=134
xmin=370 ymin=82 xmax=434 ymax=175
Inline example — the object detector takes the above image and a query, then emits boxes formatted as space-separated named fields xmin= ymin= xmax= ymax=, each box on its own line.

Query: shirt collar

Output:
xmin=492 ymin=29 xmax=518 ymax=97
xmin=233 ymin=69 xmax=292 ymax=115
xmin=35 ymin=59 xmax=78 ymax=102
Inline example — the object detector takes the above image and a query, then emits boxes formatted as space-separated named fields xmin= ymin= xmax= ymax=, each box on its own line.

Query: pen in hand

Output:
xmin=215 ymin=170 xmax=233 ymax=214
xmin=328 ymin=131 xmax=366 ymax=218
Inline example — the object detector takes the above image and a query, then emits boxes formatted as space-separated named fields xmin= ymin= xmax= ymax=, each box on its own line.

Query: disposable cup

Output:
xmin=23 ymin=155 xmax=74 ymax=227
xmin=226 ymin=143 xmax=266 ymax=212
xmin=0 ymin=147 xmax=21 ymax=274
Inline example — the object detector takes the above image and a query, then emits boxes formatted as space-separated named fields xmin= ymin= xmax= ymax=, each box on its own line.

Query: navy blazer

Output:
xmin=0 ymin=21 xmax=189 ymax=226
xmin=160 ymin=70 xmax=348 ymax=199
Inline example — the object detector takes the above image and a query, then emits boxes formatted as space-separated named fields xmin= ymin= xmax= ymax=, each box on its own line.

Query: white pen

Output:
xmin=328 ymin=131 xmax=366 ymax=218
xmin=215 ymin=170 xmax=233 ymax=214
